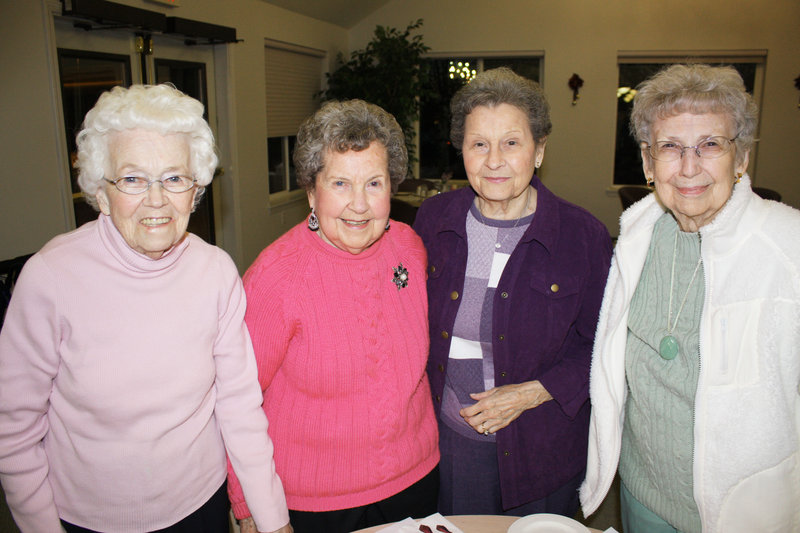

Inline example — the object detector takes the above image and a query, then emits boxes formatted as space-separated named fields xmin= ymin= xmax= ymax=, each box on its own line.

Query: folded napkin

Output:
xmin=374 ymin=513 xmax=463 ymax=533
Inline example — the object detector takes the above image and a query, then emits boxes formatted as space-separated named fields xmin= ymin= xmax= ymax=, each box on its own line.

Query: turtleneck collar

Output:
xmin=97 ymin=213 xmax=190 ymax=274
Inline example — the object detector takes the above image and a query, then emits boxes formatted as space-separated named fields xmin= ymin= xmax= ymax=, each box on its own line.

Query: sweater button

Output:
xmin=500 ymin=291 xmax=508 ymax=299
xmin=430 ymin=265 xmax=437 ymax=273
xmin=498 ymin=334 xmax=505 ymax=341
xmin=450 ymin=291 xmax=459 ymax=300
xmin=503 ymin=450 xmax=510 ymax=456
xmin=550 ymin=283 xmax=559 ymax=293
xmin=441 ymin=331 xmax=449 ymax=339
xmin=500 ymin=371 xmax=507 ymax=377
xmin=438 ymin=364 xmax=445 ymax=373
xmin=436 ymin=395 xmax=441 ymax=403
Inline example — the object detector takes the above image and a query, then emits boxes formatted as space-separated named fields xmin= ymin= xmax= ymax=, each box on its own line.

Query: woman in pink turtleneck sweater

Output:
xmin=0 ymin=85 xmax=289 ymax=533
xmin=227 ymin=100 xmax=439 ymax=533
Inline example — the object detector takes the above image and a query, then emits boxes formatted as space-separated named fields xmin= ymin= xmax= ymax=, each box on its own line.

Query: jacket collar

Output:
xmin=431 ymin=174 xmax=560 ymax=254
xmin=618 ymin=173 xmax=757 ymax=252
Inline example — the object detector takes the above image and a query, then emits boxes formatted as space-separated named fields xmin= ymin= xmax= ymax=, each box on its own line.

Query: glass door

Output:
xmin=54 ymin=19 xmax=218 ymax=244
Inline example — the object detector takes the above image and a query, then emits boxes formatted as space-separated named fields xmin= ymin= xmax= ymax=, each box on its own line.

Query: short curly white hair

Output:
xmin=75 ymin=84 xmax=218 ymax=210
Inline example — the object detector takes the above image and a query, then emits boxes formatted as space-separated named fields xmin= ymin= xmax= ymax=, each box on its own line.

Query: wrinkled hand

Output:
xmin=238 ymin=517 xmax=293 ymax=533
xmin=460 ymin=380 xmax=552 ymax=434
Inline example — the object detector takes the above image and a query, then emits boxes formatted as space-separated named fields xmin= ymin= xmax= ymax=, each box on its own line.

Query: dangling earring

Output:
xmin=307 ymin=208 xmax=319 ymax=231
xmin=385 ymin=220 xmax=391 ymax=231
xmin=735 ymin=172 xmax=743 ymax=184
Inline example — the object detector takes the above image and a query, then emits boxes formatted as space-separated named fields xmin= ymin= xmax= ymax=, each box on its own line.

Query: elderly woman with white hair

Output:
xmin=580 ymin=64 xmax=800 ymax=533
xmin=0 ymin=84 xmax=291 ymax=533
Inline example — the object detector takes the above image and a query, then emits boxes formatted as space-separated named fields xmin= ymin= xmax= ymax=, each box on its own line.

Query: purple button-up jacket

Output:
xmin=413 ymin=176 xmax=612 ymax=508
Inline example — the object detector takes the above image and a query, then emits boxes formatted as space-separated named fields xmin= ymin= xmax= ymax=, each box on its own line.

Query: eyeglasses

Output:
xmin=104 ymin=175 xmax=197 ymax=194
xmin=645 ymin=136 xmax=737 ymax=162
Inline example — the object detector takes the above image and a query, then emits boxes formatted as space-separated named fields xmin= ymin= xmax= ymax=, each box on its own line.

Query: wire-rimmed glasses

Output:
xmin=644 ymin=136 xmax=737 ymax=162
xmin=104 ymin=175 xmax=197 ymax=194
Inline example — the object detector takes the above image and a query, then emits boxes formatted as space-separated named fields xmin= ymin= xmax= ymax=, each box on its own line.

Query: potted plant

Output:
xmin=320 ymin=19 xmax=430 ymax=173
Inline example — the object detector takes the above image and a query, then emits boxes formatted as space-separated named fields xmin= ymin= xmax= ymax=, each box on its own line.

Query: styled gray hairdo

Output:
xmin=76 ymin=84 xmax=218 ymax=210
xmin=293 ymin=99 xmax=407 ymax=193
xmin=630 ymin=64 xmax=758 ymax=165
xmin=450 ymin=67 xmax=552 ymax=148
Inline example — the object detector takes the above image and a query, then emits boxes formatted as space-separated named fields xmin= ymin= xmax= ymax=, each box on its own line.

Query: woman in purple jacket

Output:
xmin=413 ymin=67 xmax=611 ymax=517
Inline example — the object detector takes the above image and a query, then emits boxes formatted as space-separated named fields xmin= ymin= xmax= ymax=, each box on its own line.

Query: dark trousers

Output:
xmin=289 ymin=466 xmax=439 ymax=533
xmin=438 ymin=421 xmax=582 ymax=517
xmin=61 ymin=481 xmax=230 ymax=533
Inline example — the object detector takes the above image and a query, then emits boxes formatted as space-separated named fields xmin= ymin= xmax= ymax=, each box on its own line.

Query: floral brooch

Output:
xmin=392 ymin=263 xmax=409 ymax=290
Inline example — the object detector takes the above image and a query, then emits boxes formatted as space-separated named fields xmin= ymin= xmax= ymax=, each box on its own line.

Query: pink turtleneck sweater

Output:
xmin=227 ymin=221 xmax=439 ymax=517
xmin=0 ymin=214 xmax=288 ymax=533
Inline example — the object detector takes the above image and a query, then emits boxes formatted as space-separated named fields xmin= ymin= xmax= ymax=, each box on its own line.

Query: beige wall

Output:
xmin=0 ymin=0 xmax=348 ymax=269
xmin=351 ymin=0 xmax=800 ymax=236
xmin=2 ymin=0 xmax=798 ymax=268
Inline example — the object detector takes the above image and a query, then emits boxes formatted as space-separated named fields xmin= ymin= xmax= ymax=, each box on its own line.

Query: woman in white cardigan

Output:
xmin=580 ymin=64 xmax=800 ymax=533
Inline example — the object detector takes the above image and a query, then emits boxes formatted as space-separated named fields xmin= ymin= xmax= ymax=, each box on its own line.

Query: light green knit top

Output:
xmin=620 ymin=212 xmax=704 ymax=533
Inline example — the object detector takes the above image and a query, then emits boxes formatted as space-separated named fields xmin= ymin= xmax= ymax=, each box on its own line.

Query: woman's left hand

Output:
xmin=460 ymin=380 xmax=553 ymax=434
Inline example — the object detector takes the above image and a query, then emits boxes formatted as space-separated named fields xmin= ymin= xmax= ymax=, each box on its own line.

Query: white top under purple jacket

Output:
xmin=0 ymin=214 xmax=288 ymax=532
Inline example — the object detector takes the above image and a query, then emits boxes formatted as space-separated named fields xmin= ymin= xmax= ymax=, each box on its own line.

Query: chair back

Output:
xmin=1 ymin=253 xmax=33 ymax=329
xmin=618 ymin=186 xmax=652 ymax=210
xmin=753 ymin=187 xmax=782 ymax=202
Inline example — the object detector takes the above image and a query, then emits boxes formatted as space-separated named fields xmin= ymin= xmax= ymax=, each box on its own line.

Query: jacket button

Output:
xmin=500 ymin=291 xmax=509 ymax=299
xmin=430 ymin=265 xmax=436 ymax=273
xmin=498 ymin=334 xmax=505 ymax=341
xmin=450 ymin=291 xmax=459 ymax=300
xmin=550 ymin=283 xmax=559 ymax=293
xmin=438 ymin=364 xmax=445 ymax=373
xmin=441 ymin=331 xmax=449 ymax=339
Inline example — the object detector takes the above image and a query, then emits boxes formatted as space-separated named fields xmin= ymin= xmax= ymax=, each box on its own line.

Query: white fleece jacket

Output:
xmin=580 ymin=175 xmax=800 ymax=532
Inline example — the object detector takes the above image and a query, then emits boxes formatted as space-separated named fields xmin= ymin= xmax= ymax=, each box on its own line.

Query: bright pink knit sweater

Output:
xmin=227 ymin=221 xmax=439 ymax=516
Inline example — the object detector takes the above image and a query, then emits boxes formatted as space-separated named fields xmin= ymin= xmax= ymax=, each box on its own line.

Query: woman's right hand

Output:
xmin=239 ymin=517 xmax=293 ymax=533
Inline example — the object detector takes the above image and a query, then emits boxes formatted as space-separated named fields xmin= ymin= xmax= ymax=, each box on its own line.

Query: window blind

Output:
xmin=265 ymin=40 xmax=324 ymax=138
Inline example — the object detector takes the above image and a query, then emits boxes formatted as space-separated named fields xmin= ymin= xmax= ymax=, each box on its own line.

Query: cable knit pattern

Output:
xmin=0 ymin=214 xmax=288 ymax=533
xmin=227 ymin=221 xmax=439 ymax=515
xmin=620 ymin=214 xmax=703 ymax=532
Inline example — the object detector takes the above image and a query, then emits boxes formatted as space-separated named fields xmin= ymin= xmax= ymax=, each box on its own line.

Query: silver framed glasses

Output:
xmin=104 ymin=176 xmax=197 ymax=194
xmin=644 ymin=136 xmax=737 ymax=162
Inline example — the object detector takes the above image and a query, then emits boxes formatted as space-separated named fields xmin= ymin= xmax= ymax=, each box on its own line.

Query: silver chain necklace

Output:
xmin=659 ymin=228 xmax=702 ymax=360
xmin=475 ymin=186 xmax=532 ymax=250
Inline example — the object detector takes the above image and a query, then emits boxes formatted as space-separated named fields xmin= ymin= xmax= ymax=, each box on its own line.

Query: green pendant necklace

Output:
xmin=660 ymin=228 xmax=702 ymax=360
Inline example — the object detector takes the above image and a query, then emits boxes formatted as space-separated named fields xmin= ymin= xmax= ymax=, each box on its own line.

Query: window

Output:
xmin=613 ymin=54 xmax=764 ymax=186
xmin=265 ymin=40 xmax=324 ymax=196
xmin=419 ymin=55 xmax=542 ymax=181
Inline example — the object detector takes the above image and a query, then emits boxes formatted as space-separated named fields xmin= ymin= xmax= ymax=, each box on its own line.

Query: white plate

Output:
xmin=507 ymin=513 xmax=590 ymax=533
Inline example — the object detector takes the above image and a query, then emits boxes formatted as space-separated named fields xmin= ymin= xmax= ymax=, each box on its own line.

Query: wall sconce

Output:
xmin=568 ymin=73 xmax=584 ymax=105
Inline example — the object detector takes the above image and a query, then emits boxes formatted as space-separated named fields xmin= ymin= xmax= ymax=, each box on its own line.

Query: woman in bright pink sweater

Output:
xmin=227 ymin=100 xmax=439 ymax=533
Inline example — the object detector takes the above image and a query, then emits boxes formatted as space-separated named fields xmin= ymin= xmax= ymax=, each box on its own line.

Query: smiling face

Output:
xmin=96 ymin=129 xmax=196 ymax=259
xmin=308 ymin=142 xmax=392 ymax=255
xmin=462 ymin=103 xmax=545 ymax=217
xmin=644 ymin=112 xmax=748 ymax=232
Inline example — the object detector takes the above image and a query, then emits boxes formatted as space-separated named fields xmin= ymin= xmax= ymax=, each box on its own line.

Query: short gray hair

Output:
xmin=293 ymin=99 xmax=407 ymax=193
xmin=630 ymin=64 xmax=758 ymax=166
xmin=76 ymin=84 xmax=218 ymax=210
xmin=450 ymin=67 xmax=551 ymax=148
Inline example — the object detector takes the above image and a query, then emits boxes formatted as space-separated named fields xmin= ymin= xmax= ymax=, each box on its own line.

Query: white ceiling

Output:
xmin=259 ymin=0 xmax=392 ymax=28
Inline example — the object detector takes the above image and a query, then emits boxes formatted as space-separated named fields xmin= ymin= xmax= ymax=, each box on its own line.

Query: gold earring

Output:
xmin=735 ymin=172 xmax=743 ymax=184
